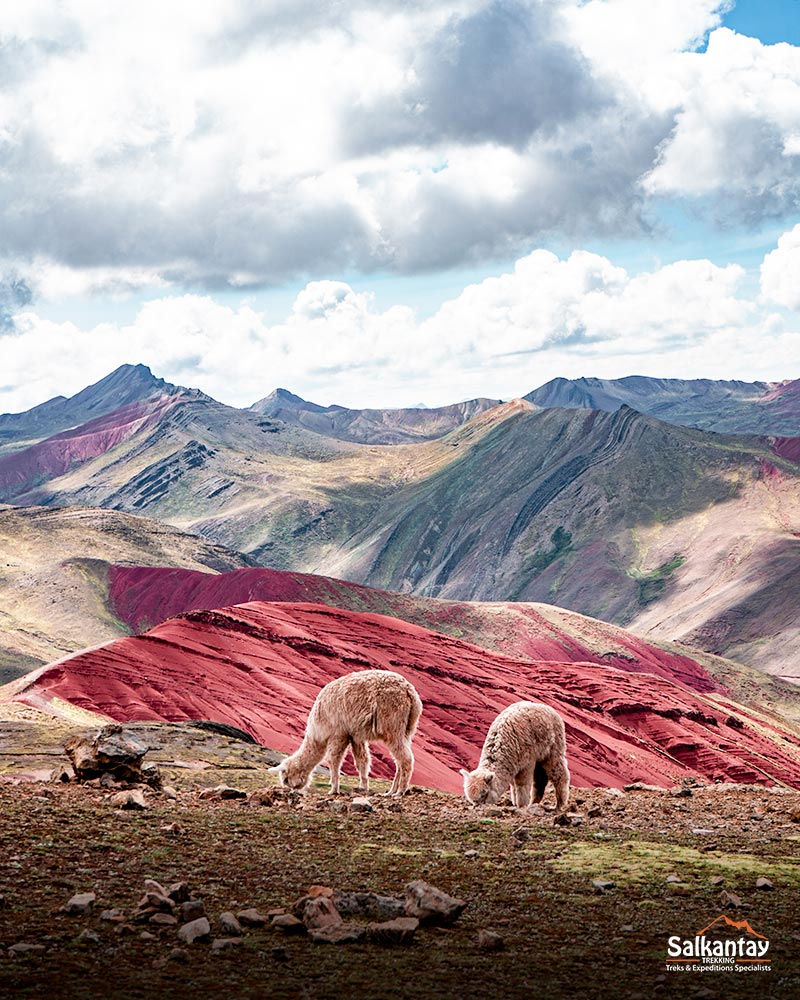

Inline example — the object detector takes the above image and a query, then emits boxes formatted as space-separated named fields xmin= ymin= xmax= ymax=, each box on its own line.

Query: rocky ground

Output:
xmin=1 ymin=714 xmax=799 ymax=1000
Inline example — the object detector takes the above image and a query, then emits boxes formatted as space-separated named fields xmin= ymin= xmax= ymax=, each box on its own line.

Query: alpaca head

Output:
xmin=269 ymin=756 xmax=312 ymax=791
xmin=459 ymin=766 xmax=503 ymax=806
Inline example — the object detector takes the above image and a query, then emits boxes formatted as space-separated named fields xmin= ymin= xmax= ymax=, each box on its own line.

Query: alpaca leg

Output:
xmin=532 ymin=761 xmax=549 ymax=803
xmin=325 ymin=734 xmax=350 ymax=795
xmin=545 ymin=755 xmax=570 ymax=812
xmin=386 ymin=739 xmax=414 ymax=797
xmin=351 ymin=741 xmax=371 ymax=793
xmin=513 ymin=766 xmax=535 ymax=808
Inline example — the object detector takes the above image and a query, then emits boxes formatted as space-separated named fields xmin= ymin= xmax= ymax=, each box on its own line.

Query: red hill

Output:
xmin=108 ymin=565 xmax=724 ymax=694
xmin=4 ymin=601 xmax=799 ymax=793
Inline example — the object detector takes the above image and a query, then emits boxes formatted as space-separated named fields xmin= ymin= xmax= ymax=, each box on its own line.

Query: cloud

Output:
xmin=1 ymin=1 xmax=796 ymax=294
xmin=761 ymin=223 xmax=800 ymax=310
xmin=1 ymin=242 xmax=793 ymax=414
xmin=0 ymin=274 xmax=33 ymax=330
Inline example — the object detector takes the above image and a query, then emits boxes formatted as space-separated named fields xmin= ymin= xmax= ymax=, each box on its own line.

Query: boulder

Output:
xmin=366 ymin=917 xmax=418 ymax=946
xmin=237 ymin=908 xmax=267 ymax=927
xmin=332 ymin=891 xmax=405 ymax=921
xmin=404 ymin=881 xmax=467 ymax=926
xmin=302 ymin=897 xmax=342 ymax=930
xmin=477 ymin=929 xmax=505 ymax=952
xmin=308 ymin=923 xmax=366 ymax=945
xmin=218 ymin=912 xmax=242 ymax=936
xmin=177 ymin=917 xmax=211 ymax=945
xmin=64 ymin=892 xmax=96 ymax=916
xmin=271 ymin=914 xmax=306 ymax=935
xmin=64 ymin=725 xmax=159 ymax=786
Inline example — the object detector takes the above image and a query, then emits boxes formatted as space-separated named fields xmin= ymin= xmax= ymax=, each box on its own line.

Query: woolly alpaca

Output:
xmin=270 ymin=669 xmax=423 ymax=796
xmin=460 ymin=701 xmax=570 ymax=811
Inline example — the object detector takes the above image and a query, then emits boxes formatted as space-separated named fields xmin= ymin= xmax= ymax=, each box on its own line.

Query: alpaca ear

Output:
xmin=459 ymin=768 xmax=470 ymax=778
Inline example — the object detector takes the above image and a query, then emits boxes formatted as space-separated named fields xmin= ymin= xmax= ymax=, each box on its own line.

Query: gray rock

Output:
xmin=477 ymin=929 xmax=505 ymax=952
xmin=350 ymin=796 xmax=373 ymax=813
xmin=139 ymin=931 xmax=156 ymax=942
xmin=308 ymin=923 xmax=366 ymax=945
xmin=109 ymin=789 xmax=147 ymax=810
xmin=100 ymin=908 xmax=125 ymax=922
xmin=181 ymin=900 xmax=205 ymax=921
xmin=9 ymin=942 xmax=46 ymax=956
xmin=270 ymin=914 xmax=306 ymax=935
xmin=211 ymin=937 xmax=243 ymax=953
xmin=332 ymin=891 xmax=405 ymax=921
xmin=756 ymin=877 xmax=774 ymax=891
xmin=366 ymin=917 xmax=418 ymax=946
xmin=404 ymin=881 xmax=467 ymax=926
xmin=64 ymin=892 xmax=96 ymax=916
xmin=719 ymin=890 xmax=742 ymax=908
xmin=592 ymin=880 xmax=616 ymax=893
xmin=64 ymin=724 xmax=155 ymax=785
xmin=218 ymin=912 xmax=242 ymax=936
xmin=464 ymin=849 xmax=480 ymax=858
xmin=198 ymin=785 xmax=247 ymax=800
xmin=237 ymin=908 xmax=267 ymax=928
xmin=76 ymin=929 xmax=101 ymax=947
xmin=177 ymin=917 xmax=211 ymax=945
xmin=150 ymin=913 xmax=178 ymax=927
xmin=162 ymin=786 xmax=179 ymax=800
xmin=168 ymin=947 xmax=188 ymax=963
xmin=302 ymin=897 xmax=342 ymax=930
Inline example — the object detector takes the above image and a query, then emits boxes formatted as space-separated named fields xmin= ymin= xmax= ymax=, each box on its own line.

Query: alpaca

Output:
xmin=460 ymin=701 xmax=570 ymax=811
xmin=270 ymin=669 xmax=423 ymax=796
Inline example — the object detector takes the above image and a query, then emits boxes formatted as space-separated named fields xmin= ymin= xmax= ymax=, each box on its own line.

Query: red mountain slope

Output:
xmin=4 ymin=602 xmax=799 ymax=793
xmin=108 ymin=565 xmax=724 ymax=694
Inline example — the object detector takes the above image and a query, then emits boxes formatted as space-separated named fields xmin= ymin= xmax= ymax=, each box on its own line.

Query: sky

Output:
xmin=1 ymin=0 xmax=799 ymax=412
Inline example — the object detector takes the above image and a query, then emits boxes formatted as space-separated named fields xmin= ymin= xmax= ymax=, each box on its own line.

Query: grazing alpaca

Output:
xmin=270 ymin=670 xmax=423 ymax=796
xmin=460 ymin=701 xmax=570 ymax=812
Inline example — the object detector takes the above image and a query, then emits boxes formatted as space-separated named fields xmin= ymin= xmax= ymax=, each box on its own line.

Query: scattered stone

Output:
xmin=302 ymin=896 xmax=342 ymax=930
xmin=76 ymin=929 xmax=101 ymax=947
xmin=161 ymin=823 xmax=183 ymax=836
xmin=9 ymin=943 xmax=46 ymax=956
xmin=511 ymin=827 xmax=531 ymax=843
xmin=144 ymin=879 xmax=168 ymax=897
xmin=333 ymin=892 xmax=405 ymax=921
xmin=719 ymin=890 xmax=742 ymax=908
xmin=710 ymin=876 xmax=725 ymax=886
xmin=150 ymin=913 xmax=178 ymax=927
xmin=271 ymin=914 xmax=305 ymax=935
xmin=404 ymin=881 xmax=467 ymax=926
xmin=592 ymin=880 xmax=616 ymax=894
xmin=238 ymin=908 xmax=268 ymax=928
xmin=249 ymin=786 xmax=283 ymax=806
xmin=605 ymin=788 xmax=624 ymax=797
xmin=211 ymin=937 xmax=243 ymax=953
xmin=350 ymin=796 xmax=373 ymax=813
xmin=168 ymin=883 xmax=191 ymax=903
xmin=100 ymin=908 xmax=125 ymax=923
xmin=199 ymin=785 xmax=247 ymax=800
xmin=271 ymin=946 xmax=289 ymax=962
xmin=624 ymin=783 xmax=665 ymax=792
xmin=367 ymin=917 xmax=419 ymax=946
xmin=308 ymin=923 xmax=366 ymax=945
xmin=528 ymin=804 xmax=546 ymax=817
xmin=109 ymin=789 xmax=148 ymax=810
xmin=665 ymin=875 xmax=681 ymax=883
xmin=115 ymin=924 xmax=136 ymax=936
xmin=476 ymin=929 xmax=505 ymax=952
xmin=168 ymin=947 xmax=188 ymax=963
xmin=63 ymin=892 xmax=96 ymax=916
xmin=691 ymin=829 xmax=715 ymax=836
xmin=218 ymin=912 xmax=242 ymax=936
xmin=161 ymin=786 xmax=179 ymax=800
xmin=51 ymin=765 xmax=74 ymax=783
xmin=554 ymin=812 xmax=583 ymax=827
xmin=670 ymin=786 xmax=693 ymax=798
xmin=587 ymin=806 xmax=602 ymax=818
xmin=464 ymin=849 xmax=480 ymax=859
xmin=306 ymin=885 xmax=334 ymax=898
xmin=140 ymin=892 xmax=175 ymax=913
xmin=181 ymin=900 xmax=205 ymax=921
xmin=267 ymin=908 xmax=287 ymax=918
xmin=789 ymin=807 xmax=800 ymax=824
xmin=139 ymin=931 xmax=156 ymax=942
xmin=620 ymin=925 xmax=634 ymax=933
xmin=99 ymin=772 xmax=118 ymax=788
xmin=755 ymin=877 xmax=774 ymax=891
xmin=177 ymin=917 xmax=211 ymax=945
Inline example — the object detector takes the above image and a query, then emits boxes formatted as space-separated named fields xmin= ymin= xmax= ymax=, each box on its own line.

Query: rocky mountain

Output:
xmin=0 ymin=364 xmax=187 ymax=455
xmin=525 ymin=375 xmax=800 ymax=435
xmin=1 ymin=369 xmax=799 ymax=682
xmin=4 ymin=600 xmax=800 ymax=791
xmin=249 ymin=387 xmax=502 ymax=444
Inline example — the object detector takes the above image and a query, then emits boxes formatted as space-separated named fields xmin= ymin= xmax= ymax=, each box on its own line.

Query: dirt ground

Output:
xmin=1 ymin=717 xmax=799 ymax=1000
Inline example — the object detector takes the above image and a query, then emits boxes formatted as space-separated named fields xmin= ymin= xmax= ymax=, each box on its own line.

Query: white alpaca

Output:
xmin=270 ymin=670 xmax=423 ymax=797
xmin=460 ymin=701 xmax=570 ymax=811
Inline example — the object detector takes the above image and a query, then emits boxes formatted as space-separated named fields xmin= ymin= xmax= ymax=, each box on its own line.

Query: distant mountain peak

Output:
xmin=249 ymin=387 xmax=328 ymax=414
